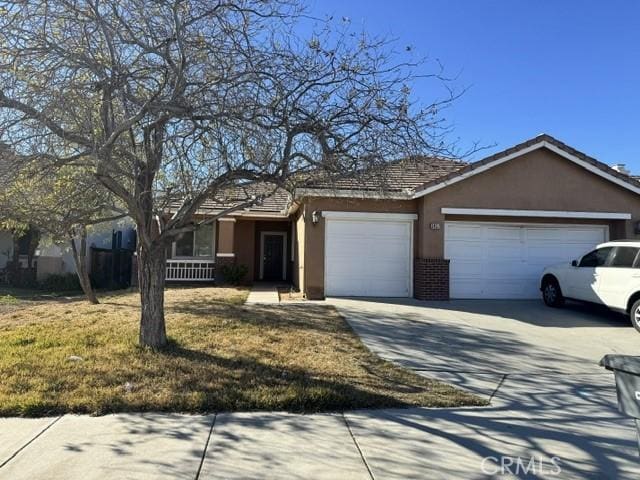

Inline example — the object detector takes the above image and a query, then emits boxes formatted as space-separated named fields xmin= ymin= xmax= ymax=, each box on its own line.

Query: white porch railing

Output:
xmin=166 ymin=259 xmax=215 ymax=282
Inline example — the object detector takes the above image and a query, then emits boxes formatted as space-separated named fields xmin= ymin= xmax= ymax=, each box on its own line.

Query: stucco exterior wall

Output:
xmin=234 ymin=219 xmax=256 ymax=282
xmin=293 ymin=207 xmax=306 ymax=292
xmin=36 ymin=257 xmax=65 ymax=281
xmin=217 ymin=220 xmax=235 ymax=254
xmin=300 ymin=197 xmax=418 ymax=299
xmin=417 ymin=148 xmax=640 ymax=258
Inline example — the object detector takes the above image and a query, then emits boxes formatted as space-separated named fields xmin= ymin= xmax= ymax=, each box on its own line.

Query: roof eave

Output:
xmin=294 ymin=187 xmax=413 ymax=201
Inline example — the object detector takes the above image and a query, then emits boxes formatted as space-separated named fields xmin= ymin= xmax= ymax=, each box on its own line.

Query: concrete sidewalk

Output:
xmin=0 ymin=412 xmax=371 ymax=480
xmin=2 ymin=402 xmax=639 ymax=479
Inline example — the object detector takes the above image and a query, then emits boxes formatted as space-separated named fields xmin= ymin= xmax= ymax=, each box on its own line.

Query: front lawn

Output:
xmin=0 ymin=287 xmax=482 ymax=416
xmin=0 ymin=287 xmax=77 ymax=315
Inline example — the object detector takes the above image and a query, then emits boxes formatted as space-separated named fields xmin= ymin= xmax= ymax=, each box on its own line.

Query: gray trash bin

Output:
xmin=600 ymin=354 xmax=640 ymax=454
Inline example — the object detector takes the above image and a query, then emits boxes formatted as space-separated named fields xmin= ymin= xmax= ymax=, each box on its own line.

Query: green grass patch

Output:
xmin=0 ymin=295 xmax=19 ymax=305
xmin=0 ymin=287 xmax=483 ymax=416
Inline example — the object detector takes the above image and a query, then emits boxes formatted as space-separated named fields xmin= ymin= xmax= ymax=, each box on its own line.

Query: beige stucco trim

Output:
xmin=441 ymin=208 xmax=632 ymax=220
xmin=322 ymin=211 xmax=418 ymax=221
xmin=230 ymin=211 xmax=289 ymax=218
xmin=295 ymin=188 xmax=412 ymax=200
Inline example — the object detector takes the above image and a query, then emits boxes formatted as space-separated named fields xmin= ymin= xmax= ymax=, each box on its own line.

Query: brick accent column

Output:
xmin=414 ymin=258 xmax=450 ymax=301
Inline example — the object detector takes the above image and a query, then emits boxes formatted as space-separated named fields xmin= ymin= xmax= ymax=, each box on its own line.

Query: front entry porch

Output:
xmin=165 ymin=259 xmax=216 ymax=282
xmin=165 ymin=215 xmax=294 ymax=285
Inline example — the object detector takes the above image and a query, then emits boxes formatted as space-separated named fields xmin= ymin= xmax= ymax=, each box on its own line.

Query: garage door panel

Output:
xmin=487 ymin=244 xmax=521 ymax=259
xmin=526 ymin=228 xmax=564 ymax=241
xmin=486 ymin=262 xmax=527 ymax=278
xmin=446 ymin=222 xmax=606 ymax=299
xmin=325 ymin=218 xmax=412 ymax=297
xmin=486 ymin=227 xmax=522 ymax=241
xmin=446 ymin=242 xmax=484 ymax=259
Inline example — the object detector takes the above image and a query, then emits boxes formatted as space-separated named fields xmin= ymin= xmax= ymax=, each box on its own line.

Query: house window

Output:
xmin=173 ymin=223 xmax=215 ymax=258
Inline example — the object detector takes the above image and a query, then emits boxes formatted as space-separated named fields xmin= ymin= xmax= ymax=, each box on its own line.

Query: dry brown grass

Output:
xmin=0 ymin=286 xmax=483 ymax=416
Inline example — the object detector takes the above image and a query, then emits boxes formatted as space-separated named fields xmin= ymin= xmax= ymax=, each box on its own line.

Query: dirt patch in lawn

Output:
xmin=0 ymin=286 xmax=483 ymax=416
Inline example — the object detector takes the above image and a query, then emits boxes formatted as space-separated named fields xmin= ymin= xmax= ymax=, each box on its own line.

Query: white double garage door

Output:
xmin=445 ymin=222 xmax=607 ymax=299
xmin=324 ymin=212 xmax=607 ymax=299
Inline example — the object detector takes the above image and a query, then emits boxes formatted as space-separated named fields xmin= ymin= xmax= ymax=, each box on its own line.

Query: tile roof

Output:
xmin=189 ymin=183 xmax=291 ymax=215
xmin=301 ymin=157 xmax=467 ymax=193
xmin=191 ymin=157 xmax=468 ymax=215
xmin=196 ymin=134 xmax=640 ymax=215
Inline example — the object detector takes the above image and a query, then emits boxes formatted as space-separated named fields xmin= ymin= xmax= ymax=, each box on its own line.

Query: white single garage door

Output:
xmin=445 ymin=222 xmax=608 ymax=299
xmin=325 ymin=212 xmax=415 ymax=297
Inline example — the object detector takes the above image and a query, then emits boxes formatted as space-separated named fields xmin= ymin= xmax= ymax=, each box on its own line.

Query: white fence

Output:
xmin=166 ymin=259 xmax=215 ymax=282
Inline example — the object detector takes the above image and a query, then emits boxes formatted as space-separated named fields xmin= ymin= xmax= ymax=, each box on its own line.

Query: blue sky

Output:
xmin=306 ymin=0 xmax=640 ymax=172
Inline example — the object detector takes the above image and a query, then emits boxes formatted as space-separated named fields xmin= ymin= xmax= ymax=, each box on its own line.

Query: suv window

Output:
xmin=579 ymin=247 xmax=613 ymax=268
xmin=608 ymin=247 xmax=640 ymax=268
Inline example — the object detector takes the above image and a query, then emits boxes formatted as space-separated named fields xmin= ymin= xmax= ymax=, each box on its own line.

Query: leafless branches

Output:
xmin=0 ymin=0 xmax=461 ymax=346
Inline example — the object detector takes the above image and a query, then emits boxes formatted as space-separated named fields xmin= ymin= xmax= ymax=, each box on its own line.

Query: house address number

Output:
xmin=430 ymin=223 xmax=441 ymax=230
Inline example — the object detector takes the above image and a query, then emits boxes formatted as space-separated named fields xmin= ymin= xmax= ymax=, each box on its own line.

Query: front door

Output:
xmin=262 ymin=234 xmax=285 ymax=281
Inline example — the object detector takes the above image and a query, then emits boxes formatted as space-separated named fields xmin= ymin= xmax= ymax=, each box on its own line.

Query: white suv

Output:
xmin=540 ymin=241 xmax=640 ymax=332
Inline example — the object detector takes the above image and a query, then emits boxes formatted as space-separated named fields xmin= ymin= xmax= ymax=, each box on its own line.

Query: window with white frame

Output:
xmin=173 ymin=223 xmax=215 ymax=258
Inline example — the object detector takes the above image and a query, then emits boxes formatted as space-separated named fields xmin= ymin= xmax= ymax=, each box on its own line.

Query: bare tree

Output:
xmin=0 ymin=0 xmax=457 ymax=348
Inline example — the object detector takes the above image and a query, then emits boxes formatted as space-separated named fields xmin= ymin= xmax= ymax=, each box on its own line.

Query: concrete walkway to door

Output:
xmin=244 ymin=283 xmax=280 ymax=304
xmin=330 ymin=297 xmax=640 ymax=479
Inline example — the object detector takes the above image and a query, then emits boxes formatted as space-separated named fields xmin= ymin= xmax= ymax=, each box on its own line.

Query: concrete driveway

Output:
xmin=331 ymin=298 xmax=640 ymax=479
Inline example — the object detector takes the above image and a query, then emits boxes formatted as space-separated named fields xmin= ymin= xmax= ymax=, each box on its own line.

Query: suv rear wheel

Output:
xmin=542 ymin=277 xmax=564 ymax=308
xmin=630 ymin=299 xmax=640 ymax=333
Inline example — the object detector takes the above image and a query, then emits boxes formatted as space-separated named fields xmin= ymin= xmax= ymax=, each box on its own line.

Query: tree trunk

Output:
xmin=69 ymin=229 xmax=99 ymax=305
xmin=9 ymin=232 xmax=20 ymax=284
xmin=26 ymin=226 xmax=40 ymax=270
xmin=137 ymin=243 xmax=167 ymax=348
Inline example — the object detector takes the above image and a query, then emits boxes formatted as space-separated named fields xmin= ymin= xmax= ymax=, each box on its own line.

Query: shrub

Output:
xmin=39 ymin=273 xmax=82 ymax=292
xmin=220 ymin=264 xmax=248 ymax=285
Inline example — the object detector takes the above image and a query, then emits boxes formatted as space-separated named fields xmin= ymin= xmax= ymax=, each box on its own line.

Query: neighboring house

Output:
xmin=0 ymin=222 xmax=136 ymax=285
xmin=174 ymin=134 xmax=640 ymax=301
